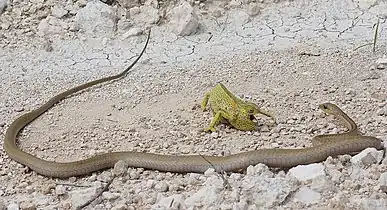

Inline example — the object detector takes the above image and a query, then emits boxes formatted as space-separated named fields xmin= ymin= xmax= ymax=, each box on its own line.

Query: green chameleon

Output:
xmin=201 ymin=83 xmax=276 ymax=132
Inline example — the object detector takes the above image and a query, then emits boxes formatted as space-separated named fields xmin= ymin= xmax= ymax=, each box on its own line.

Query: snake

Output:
xmin=3 ymin=30 xmax=383 ymax=178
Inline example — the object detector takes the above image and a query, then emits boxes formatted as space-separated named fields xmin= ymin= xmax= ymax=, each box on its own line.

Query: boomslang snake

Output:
xmin=3 ymin=31 xmax=383 ymax=178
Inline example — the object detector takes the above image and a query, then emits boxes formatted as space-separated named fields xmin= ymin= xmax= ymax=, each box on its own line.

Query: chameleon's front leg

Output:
xmin=204 ymin=110 xmax=235 ymax=132
xmin=201 ymin=92 xmax=210 ymax=111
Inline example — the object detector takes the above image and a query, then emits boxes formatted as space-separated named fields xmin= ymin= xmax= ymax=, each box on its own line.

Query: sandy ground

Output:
xmin=1 ymin=0 xmax=387 ymax=209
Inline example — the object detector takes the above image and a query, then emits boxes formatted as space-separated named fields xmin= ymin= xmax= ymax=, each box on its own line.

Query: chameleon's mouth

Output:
xmin=249 ymin=114 xmax=257 ymax=122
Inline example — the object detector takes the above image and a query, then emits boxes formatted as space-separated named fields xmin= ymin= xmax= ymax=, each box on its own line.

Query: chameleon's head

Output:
xmin=243 ymin=102 xmax=260 ymax=121
xmin=318 ymin=102 xmax=342 ymax=116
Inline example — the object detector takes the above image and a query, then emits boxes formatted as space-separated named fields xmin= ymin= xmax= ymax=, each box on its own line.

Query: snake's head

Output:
xmin=319 ymin=102 xmax=341 ymax=116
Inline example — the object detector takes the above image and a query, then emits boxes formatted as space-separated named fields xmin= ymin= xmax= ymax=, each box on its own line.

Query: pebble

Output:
xmin=288 ymin=163 xmax=326 ymax=182
xmin=113 ymin=160 xmax=128 ymax=176
xmin=7 ymin=203 xmax=19 ymax=210
xmin=122 ymin=27 xmax=143 ymax=39
xmin=351 ymin=148 xmax=383 ymax=166
xmin=378 ymin=172 xmax=387 ymax=192
xmin=75 ymin=1 xmax=116 ymax=36
xmin=55 ymin=185 xmax=66 ymax=195
xmin=154 ymin=181 xmax=169 ymax=192
xmin=0 ymin=0 xmax=7 ymax=15
xmin=51 ymin=5 xmax=68 ymax=18
xmin=0 ymin=201 xmax=5 ymax=210
xmin=166 ymin=1 xmax=199 ymax=36
xmin=70 ymin=186 xmax=99 ymax=207
xmin=20 ymin=201 xmax=36 ymax=210
xmin=111 ymin=203 xmax=127 ymax=210
xmin=204 ymin=168 xmax=216 ymax=176
xmin=102 ymin=192 xmax=120 ymax=201
xmin=152 ymin=194 xmax=184 ymax=209
xmin=294 ymin=186 xmax=321 ymax=204
xmin=246 ymin=3 xmax=261 ymax=16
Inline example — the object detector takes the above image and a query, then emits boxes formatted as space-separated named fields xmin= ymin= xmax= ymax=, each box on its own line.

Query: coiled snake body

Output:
xmin=3 ymin=31 xmax=382 ymax=178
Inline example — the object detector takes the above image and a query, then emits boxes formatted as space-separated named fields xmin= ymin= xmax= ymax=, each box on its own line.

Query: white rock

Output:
xmin=167 ymin=1 xmax=199 ymax=36
xmin=154 ymin=181 xmax=169 ymax=192
xmin=0 ymin=0 xmax=7 ymax=15
xmin=204 ymin=168 xmax=216 ymax=176
xmin=117 ymin=0 xmax=140 ymax=9
xmin=184 ymin=177 xmax=223 ymax=207
xmin=70 ymin=186 xmax=99 ymax=207
xmin=51 ymin=5 xmax=68 ymax=18
xmin=310 ymin=176 xmax=334 ymax=192
xmin=288 ymin=163 xmax=326 ymax=182
xmin=129 ymin=6 xmax=140 ymax=16
xmin=122 ymin=28 xmax=143 ymax=39
xmin=0 ymin=200 xmax=5 ymax=210
xmin=111 ymin=203 xmax=127 ymax=210
xmin=294 ymin=186 xmax=321 ymax=204
xmin=153 ymin=194 xmax=185 ymax=209
xmin=7 ymin=203 xmax=19 ymax=210
xmin=246 ymin=164 xmax=274 ymax=177
xmin=361 ymin=198 xmax=387 ymax=210
xmin=351 ymin=148 xmax=383 ymax=166
xmin=102 ymin=192 xmax=120 ymax=201
xmin=75 ymin=1 xmax=116 ymax=36
xmin=378 ymin=172 xmax=387 ymax=192
xmin=229 ymin=0 xmax=242 ymax=8
xmin=246 ymin=3 xmax=261 ymax=16
xmin=55 ymin=185 xmax=66 ymax=195
xmin=113 ymin=160 xmax=128 ymax=176
xmin=376 ymin=55 xmax=387 ymax=65
xmin=19 ymin=201 xmax=36 ymax=210
xmin=37 ymin=16 xmax=66 ymax=36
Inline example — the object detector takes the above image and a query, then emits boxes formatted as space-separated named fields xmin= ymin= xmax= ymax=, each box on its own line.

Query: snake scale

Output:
xmin=3 ymin=30 xmax=383 ymax=178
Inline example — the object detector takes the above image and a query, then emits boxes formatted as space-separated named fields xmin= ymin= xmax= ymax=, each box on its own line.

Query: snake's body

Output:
xmin=3 ymin=31 xmax=383 ymax=178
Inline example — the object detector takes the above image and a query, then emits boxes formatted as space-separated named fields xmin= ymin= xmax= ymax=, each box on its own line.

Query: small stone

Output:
xmin=210 ymin=132 xmax=219 ymax=138
xmin=20 ymin=201 xmax=36 ymax=210
xmin=361 ymin=198 xmax=387 ymax=209
xmin=70 ymin=186 xmax=99 ymax=207
xmin=55 ymin=185 xmax=66 ymax=195
xmin=260 ymin=125 xmax=270 ymax=132
xmin=146 ymin=180 xmax=155 ymax=188
xmin=152 ymin=194 xmax=184 ymax=209
xmin=376 ymin=55 xmax=387 ymax=66
xmin=122 ymin=27 xmax=143 ymax=39
xmin=378 ymin=172 xmax=387 ymax=192
xmin=288 ymin=163 xmax=326 ymax=182
xmin=0 ymin=200 xmax=5 ymax=210
xmin=166 ymin=1 xmax=199 ymax=36
xmin=246 ymin=3 xmax=260 ymax=16
xmin=7 ymin=203 xmax=19 ymax=210
xmin=204 ymin=168 xmax=216 ymax=176
xmin=40 ymin=183 xmax=55 ymax=194
xmin=113 ymin=160 xmax=128 ymax=176
xmin=351 ymin=148 xmax=383 ymax=166
xmin=0 ymin=0 xmax=7 ymax=15
xmin=129 ymin=6 xmax=140 ymax=16
xmin=294 ymin=186 xmax=321 ymax=204
xmin=102 ymin=192 xmax=120 ymax=201
xmin=51 ymin=5 xmax=68 ymax=18
xmin=15 ymin=107 xmax=24 ymax=112
xmin=111 ymin=203 xmax=127 ymax=210
xmin=154 ymin=181 xmax=169 ymax=192
xmin=75 ymin=1 xmax=116 ymax=36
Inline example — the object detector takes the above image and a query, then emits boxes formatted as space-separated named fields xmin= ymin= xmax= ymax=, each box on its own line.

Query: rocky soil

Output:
xmin=1 ymin=0 xmax=387 ymax=209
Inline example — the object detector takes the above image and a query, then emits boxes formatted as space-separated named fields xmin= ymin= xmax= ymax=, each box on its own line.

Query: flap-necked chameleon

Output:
xmin=201 ymin=83 xmax=276 ymax=132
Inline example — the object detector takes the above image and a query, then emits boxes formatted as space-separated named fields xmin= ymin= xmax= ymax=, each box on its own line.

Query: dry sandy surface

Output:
xmin=1 ymin=0 xmax=387 ymax=209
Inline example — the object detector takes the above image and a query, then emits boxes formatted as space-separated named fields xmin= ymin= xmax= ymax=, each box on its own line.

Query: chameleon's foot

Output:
xmin=203 ymin=126 xmax=217 ymax=133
